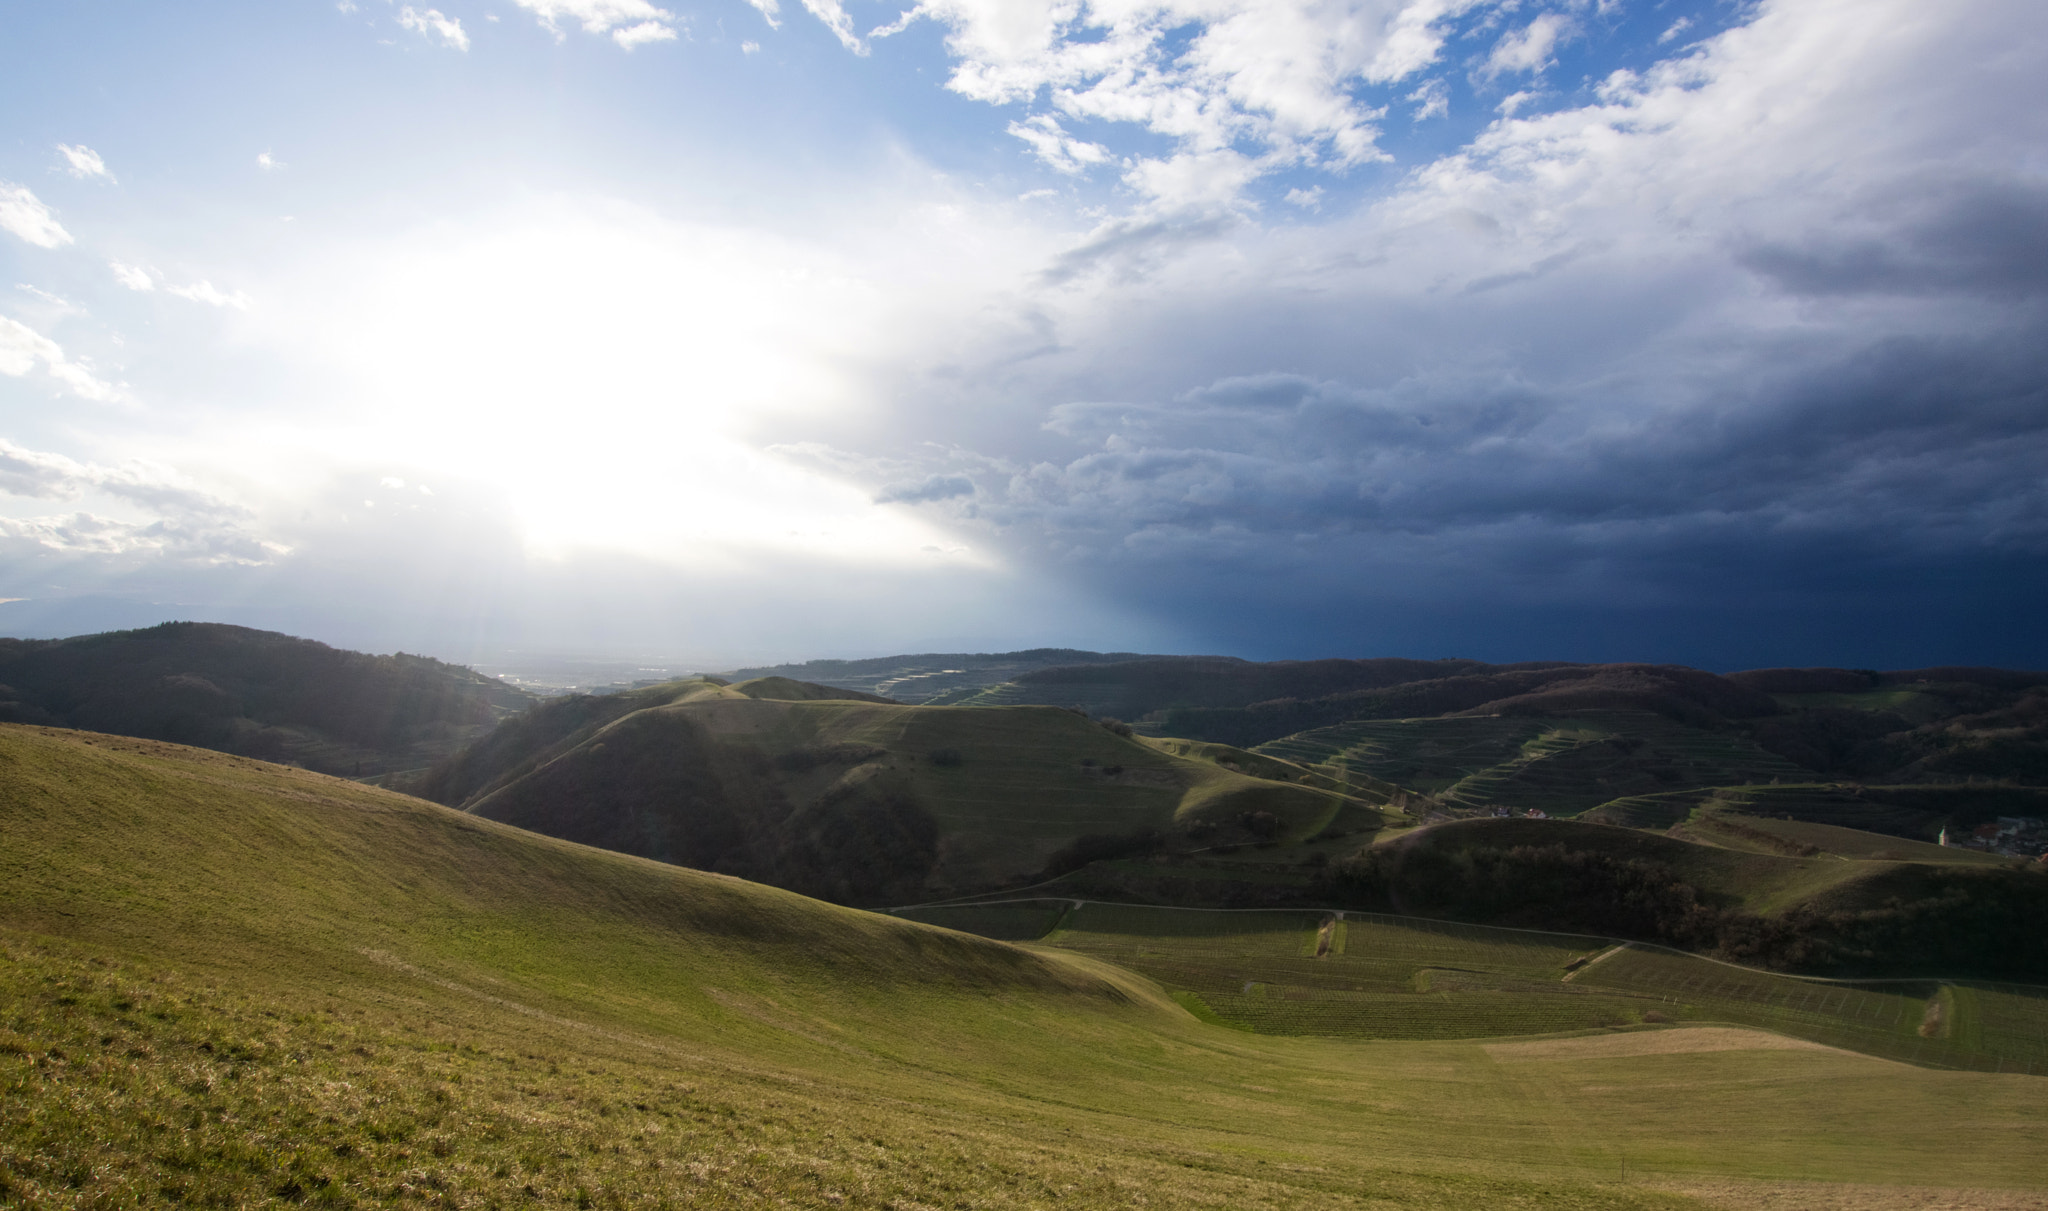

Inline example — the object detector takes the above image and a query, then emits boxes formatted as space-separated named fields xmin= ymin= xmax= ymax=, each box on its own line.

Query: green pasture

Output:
xmin=5 ymin=725 xmax=2047 ymax=1208
xmin=900 ymin=898 xmax=2048 ymax=1075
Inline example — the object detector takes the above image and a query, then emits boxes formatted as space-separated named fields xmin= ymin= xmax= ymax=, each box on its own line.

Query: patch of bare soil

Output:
xmin=1482 ymin=1026 xmax=1835 ymax=1061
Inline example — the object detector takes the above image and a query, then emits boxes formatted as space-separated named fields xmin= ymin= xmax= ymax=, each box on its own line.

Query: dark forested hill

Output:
xmin=0 ymin=622 xmax=534 ymax=776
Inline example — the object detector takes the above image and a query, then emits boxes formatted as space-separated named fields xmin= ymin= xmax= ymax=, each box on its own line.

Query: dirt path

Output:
xmin=1561 ymin=943 xmax=1626 ymax=982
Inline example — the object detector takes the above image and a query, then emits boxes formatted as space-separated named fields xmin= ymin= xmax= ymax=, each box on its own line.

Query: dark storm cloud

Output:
xmin=1740 ymin=178 xmax=2048 ymax=299
xmin=848 ymin=0 xmax=2048 ymax=665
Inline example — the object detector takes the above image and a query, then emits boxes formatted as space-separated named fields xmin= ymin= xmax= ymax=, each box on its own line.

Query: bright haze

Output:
xmin=1 ymin=0 xmax=2043 ymax=670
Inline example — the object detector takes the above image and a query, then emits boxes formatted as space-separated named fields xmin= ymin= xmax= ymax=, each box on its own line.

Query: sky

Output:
xmin=0 ymin=0 xmax=2044 ymax=671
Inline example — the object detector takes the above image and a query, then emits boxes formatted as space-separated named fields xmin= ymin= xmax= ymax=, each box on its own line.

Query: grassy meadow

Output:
xmin=899 ymin=900 xmax=2048 ymax=1072
xmin=4 ymin=724 xmax=2046 ymax=1209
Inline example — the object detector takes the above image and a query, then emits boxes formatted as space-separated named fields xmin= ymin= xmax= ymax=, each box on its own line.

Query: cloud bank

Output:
xmin=1 ymin=0 xmax=2043 ymax=670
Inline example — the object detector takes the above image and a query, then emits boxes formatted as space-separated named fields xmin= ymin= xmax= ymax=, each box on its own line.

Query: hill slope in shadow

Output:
xmin=0 ymin=621 xmax=533 ymax=776
xmin=424 ymin=676 xmax=1387 ymax=906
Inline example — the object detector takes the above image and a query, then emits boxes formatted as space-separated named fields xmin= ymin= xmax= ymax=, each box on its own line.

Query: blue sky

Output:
xmin=2 ymin=0 xmax=2045 ymax=670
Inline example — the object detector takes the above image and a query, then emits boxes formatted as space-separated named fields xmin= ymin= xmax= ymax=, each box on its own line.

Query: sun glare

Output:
xmin=243 ymin=199 xmax=983 ymax=568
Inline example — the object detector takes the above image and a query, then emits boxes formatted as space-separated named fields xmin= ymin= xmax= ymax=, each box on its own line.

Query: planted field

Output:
xmin=1572 ymin=946 xmax=2048 ymax=1074
xmin=1683 ymin=809 xmax=2014 ymax=864
xmin=909 ymin=900 xmax=1641 ymax=1040
xmin=1254 ymin=713 xmax=1807 ymax=815
xmin=1255 ymin=715 xmax=1555 ymax=793
xmin=1579 ymin=790 xmax=1710 ymax=829
xmin=903 ymin=898 xmax=2048 ymax=1072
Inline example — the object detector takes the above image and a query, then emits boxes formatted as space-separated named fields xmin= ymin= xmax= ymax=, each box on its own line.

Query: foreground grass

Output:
xmin=3 ymin=725 xmax=2044 ymax=1208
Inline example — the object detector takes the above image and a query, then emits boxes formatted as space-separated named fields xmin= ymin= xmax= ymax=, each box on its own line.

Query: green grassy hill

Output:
xmin=1254 ymin=712 xmax=1808 ymax=814
xmin=427 ymin=680 xmax=1387 ymax=905
xmin=951 ymin=657 xmax=2048 ymax=790
xmin=0 ymin=622 xmax=533 ymax=778
xmin=898 ymin=899 xmax=2048 ymax=1073
xmin=709 ymin=648 xmax=1150 ymax=705
xmin=6 ymin=724 xmax=2047 ymax=1207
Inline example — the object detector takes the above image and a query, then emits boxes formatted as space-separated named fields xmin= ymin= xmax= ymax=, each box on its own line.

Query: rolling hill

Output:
xmin=942 ymin=654 xmax=2048 ymax=791
xmin=409 ymin=663 xmax=2048 ymax=978
xmin=709 ymin=647 xmax=1152 ymax=704
xmin=5 ymin=723 xmax=2046 ymax=1208
xmin=420 ymin=676 xmax=1391 ymax=906
xmin=0 ymin=622 xmax=534 ymax=777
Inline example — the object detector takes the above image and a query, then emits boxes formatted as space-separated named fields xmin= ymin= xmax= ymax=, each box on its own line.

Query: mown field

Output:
xmin=897 ymin=899 xmax=2048 ymax=1074
xmin=6 ymin=725 xmax=2048 ymax=1209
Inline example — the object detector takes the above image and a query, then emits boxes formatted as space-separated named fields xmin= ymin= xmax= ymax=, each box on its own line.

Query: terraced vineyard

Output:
xmin=1254 ymin=715 xmax=1555 ymax=794
xmin=1253 ymin=712 xmax=1807 ymax=816
xmin=1578 ymin=789 xmax=1710 ymax=828
xmin=896 ymin=899 xmax=2048 ymax=1071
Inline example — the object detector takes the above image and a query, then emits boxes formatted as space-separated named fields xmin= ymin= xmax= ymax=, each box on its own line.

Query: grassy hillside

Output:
xmin=1735 ymin=670 xmax=2048 ymax=783
xmin=1254 ymin=712 xmax=1807 ymax=815
xmin=899 ymin=899 xmax=2048 ymax=1073
xmin=951 ymin=656 xmax=1515 ymax=717
xmin=948 ymin=657 xmax=2047 ymax=793
xmin=432 ymin=682 xmax=1385 ymax=905
xmin=5 ymin=724 xmax=2047 ymax=1207
xmin=0 ymin=622 xmax=533 ymax=777
xmin=710 ymin=648 xmax=1149 ymax=705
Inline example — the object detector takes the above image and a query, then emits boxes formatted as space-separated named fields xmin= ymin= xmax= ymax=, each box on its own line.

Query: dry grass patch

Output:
xmin=1484 ymin=1028 xmax=1838 ymax=1062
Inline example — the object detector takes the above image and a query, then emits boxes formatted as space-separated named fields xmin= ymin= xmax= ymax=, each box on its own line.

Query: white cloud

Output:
xmin=872 ymin=0 xmax=1499 ymax=211
xmin=166 ymin=281 xmax=253 ymax=310
xmin=1658 ymin=17 xmax=1693 ymax=45
xmin=1495 ymin=89 xmax=1535 ymax=115
xmin=1007 ymin=114 xmax=1110 ymax=175
xmin=109 ymin=262 xmax=248 ymax=308
xmin=798 ymin=0 xmax=863 ymax=53
xmin=745 ymin=0 xmax=780 ymax=28
xmin=611 ymin=20 xmax=677 ymax=47
xmin=398 ymin=6 xmax=471 ymax=50
xmin=14 ymin=285 xmax=82 ymax=316
xmin=1483 ymin=12 xmax=1568 ymax=78
xmin=1407 ymin=76 xmax=1449 ymax=120
xmin=512 ymin=0 xmax=679 ymax=45
xmin=0 ymin=184 xmax=72 ymax=249
xmin=742 ymin=39 xmax=762 ymax=53
xmin=0 ymin=439 xmax=280 ymax=564
xmin=0 ymin=317 xmax=123 ymax=401
xmin=1285 ymin=185 xmax=1324 ymax=209
xmin=56 ymin=144 xmax=115 ymax=182
xmin=110 ymin=261 xmax=156 ymax=291
xmin=257 ymin=151 xmax=282 ymax=171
